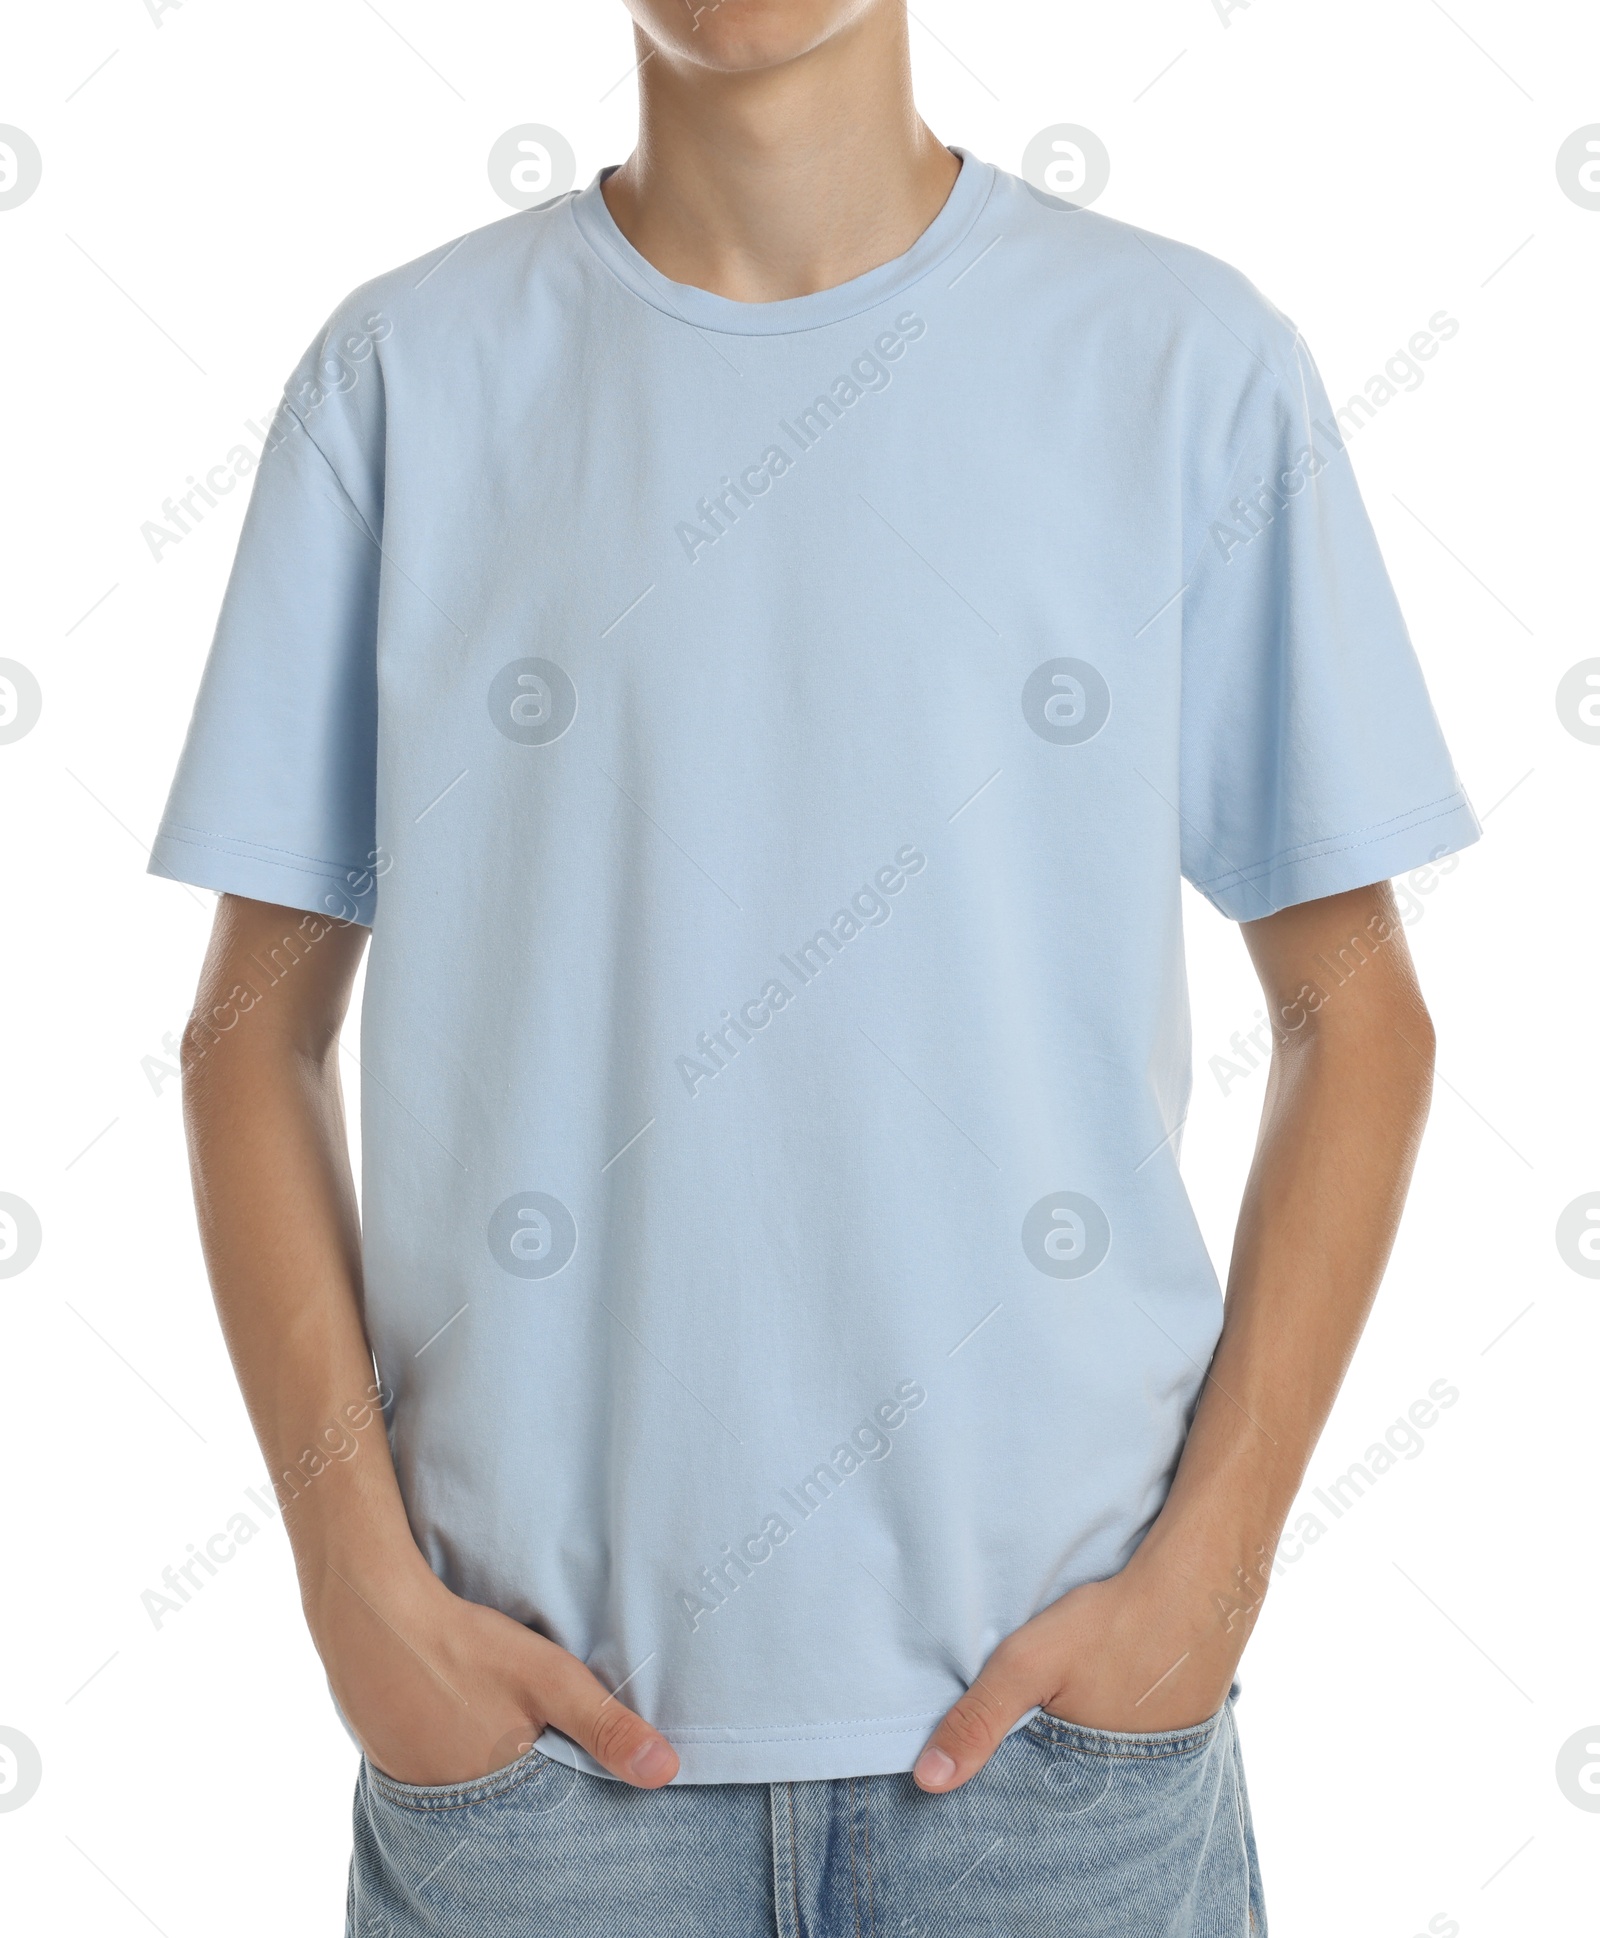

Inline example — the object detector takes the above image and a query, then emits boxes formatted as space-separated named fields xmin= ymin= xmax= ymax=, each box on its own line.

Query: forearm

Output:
xmin=178 ymin=907 xmax=679 ymax=1788
xmin=1143 ymin=901 xmax=1435 ymax=1611
xmin=182 ymin=897 xmax=427 ymax=1618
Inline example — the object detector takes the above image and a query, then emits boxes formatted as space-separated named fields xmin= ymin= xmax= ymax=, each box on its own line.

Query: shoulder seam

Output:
xmin=279 ymin=404 xmax=382 ymax=552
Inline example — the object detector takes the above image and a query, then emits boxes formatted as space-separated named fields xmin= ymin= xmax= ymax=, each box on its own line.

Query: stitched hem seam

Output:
xmin=154 ymin=823 xmax=369 ymax=885
xmin=1192 ymin=789 xmax=1471 ymax=894
xmin=655 ymin=1710 xmax=949 ymax=1747
xmin=366 ymin=1748 xmax=552 ymax=1812
xmin=1025 ymin=1709 xmax=1224 ymax=1760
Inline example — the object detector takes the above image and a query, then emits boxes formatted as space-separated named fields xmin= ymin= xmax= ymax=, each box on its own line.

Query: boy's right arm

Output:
xmin=181 ymin=893 xmax=679 ymax=1789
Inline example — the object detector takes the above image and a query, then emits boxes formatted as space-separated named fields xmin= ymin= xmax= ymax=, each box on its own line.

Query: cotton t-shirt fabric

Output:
xmin=150 ymin=150 xmax=1479 ymax=1783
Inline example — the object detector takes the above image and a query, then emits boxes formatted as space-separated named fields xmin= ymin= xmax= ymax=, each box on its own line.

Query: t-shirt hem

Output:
xmin=148 ymin=825 xmax=376 ymax=925
xmin=1192 ymin=788 xmax=1481 ymax=921
xmin=533 ymin=1709 xmax=986 ymax=1785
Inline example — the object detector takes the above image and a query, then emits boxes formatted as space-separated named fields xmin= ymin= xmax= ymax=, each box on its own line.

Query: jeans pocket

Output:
xmin=998 ymin=1701 xmax=1254 ymax=1930
xmin=1019 ymin=1701 xmax=1231 ymax=1817
xmin=363 ymin=1745 xmax=553 ymax=1814
xmin=1023 ymin=1699 xmax=1229 ymax=1763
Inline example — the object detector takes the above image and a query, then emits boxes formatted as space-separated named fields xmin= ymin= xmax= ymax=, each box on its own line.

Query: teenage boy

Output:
xmin=153 ymin=2 xmax=1478 ymax=1932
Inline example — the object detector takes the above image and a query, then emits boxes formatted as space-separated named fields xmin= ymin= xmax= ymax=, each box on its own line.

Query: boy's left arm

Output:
xmin=914 ymin=879 xmax=1436 ymax=1791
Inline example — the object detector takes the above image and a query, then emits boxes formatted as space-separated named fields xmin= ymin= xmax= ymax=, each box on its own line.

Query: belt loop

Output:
xmin=769 ymin=1780 xmax=804 ymax=1938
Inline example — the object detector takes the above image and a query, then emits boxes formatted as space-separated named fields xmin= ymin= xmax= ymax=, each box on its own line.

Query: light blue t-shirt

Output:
xmin=151 ymin=150 xmax=1479 ymax=1782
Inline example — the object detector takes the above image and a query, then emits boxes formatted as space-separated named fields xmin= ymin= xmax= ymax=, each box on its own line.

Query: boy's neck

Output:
xmin=601 ymin=4 xmax=959 ymax=304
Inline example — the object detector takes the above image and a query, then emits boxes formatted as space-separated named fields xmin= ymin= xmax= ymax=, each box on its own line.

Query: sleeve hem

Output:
xmin=1190 ymin=790 xmax=1481 ymax=922
xmin=147 ymin=826 xmax=376 ymax=925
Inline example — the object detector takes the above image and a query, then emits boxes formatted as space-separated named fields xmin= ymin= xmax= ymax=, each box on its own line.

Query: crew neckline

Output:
xmin=566 ymin=147 xmax=995 ymax=337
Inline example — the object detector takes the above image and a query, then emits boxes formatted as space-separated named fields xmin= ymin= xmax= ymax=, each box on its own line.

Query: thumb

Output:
xmin=528 ymin=1637 xmax=680 ymax=1788
xmin=913 ymin=1645 xmax=1041 ymax=1793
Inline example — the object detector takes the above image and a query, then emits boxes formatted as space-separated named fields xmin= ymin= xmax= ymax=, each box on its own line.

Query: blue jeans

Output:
xmin=348 ymin=1699 xmax=1266 ymax=1937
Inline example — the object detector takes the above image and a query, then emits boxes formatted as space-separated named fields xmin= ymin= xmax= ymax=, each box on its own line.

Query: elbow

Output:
xmin=1407 ymin=997 xmax=1437 ymax=1072
xmin=1396 ymin=973 xmax=1436 ymax=1075
xmin=178 ymin=1014 xmax=219 ymax=1126
xmin=178 ymin=1016 xmax=210 ymax=1081
xmin=179 ymin=1005 xmax=225 ymax=1085
xmin=1388 ymin=987 xmax=1437 ymax=1128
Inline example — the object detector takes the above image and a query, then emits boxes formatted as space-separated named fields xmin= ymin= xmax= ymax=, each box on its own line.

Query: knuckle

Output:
xmin=587 ymin=1698 xmax=645 ymax=1769
xmin=938 ymin=1700 xmax=998 ymax=1759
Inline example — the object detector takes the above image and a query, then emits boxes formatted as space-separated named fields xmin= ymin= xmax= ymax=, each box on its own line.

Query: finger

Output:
xmin=531 ymin=1641 xmax=680 ymax=1788
xmin=913 ymin=1649 xmax=1039 ymax=1792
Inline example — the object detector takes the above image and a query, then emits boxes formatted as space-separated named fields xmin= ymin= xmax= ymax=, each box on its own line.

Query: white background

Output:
xmin=2 ymin=1 xmax=1596 ymax=1932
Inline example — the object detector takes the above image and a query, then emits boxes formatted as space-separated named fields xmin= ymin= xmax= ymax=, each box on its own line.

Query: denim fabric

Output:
xmin=347 ymin=1699 xmax=1265 ymax=1937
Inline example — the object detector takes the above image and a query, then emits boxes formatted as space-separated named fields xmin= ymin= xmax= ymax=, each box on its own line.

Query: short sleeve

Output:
xmin=1178 ymin=330 xmax=1479 ymax=921
xmin=148 ymin=316 xmax=387 ymax=925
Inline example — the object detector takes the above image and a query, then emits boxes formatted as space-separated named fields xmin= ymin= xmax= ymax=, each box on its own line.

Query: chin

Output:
xmin=624 ymin=0 xmax=878 ymax=72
